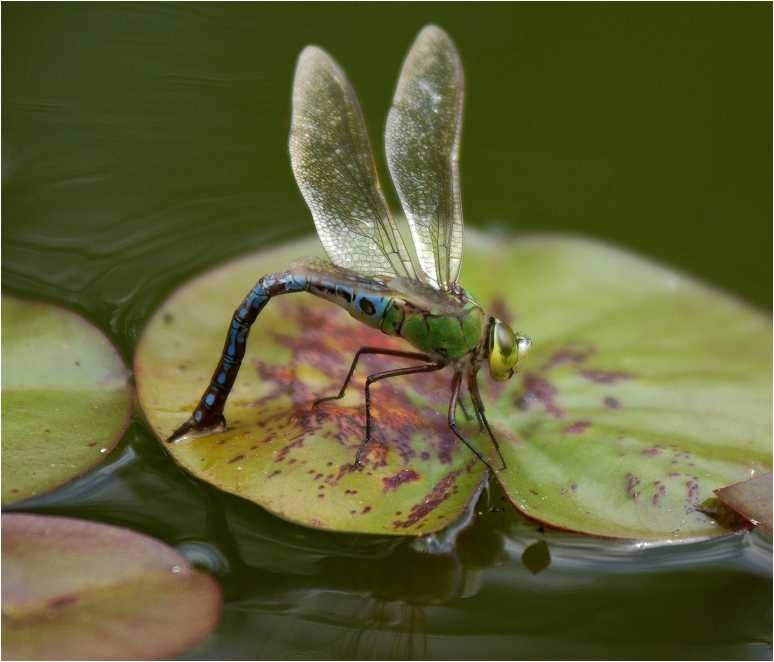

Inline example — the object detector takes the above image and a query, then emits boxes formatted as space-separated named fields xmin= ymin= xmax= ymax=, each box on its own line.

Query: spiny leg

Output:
xmin=448 ymin=370 xmax=497 ymax=473
xmin=468 ymin=369 xmax=506 ymax=470
xmin=314 ymin=347 xmax=431 ymax=407
xmin=355 ymin=361 xmax=445 ymax=466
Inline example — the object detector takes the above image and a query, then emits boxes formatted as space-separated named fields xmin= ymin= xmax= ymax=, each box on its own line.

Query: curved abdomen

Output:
xmin=173 ymin=268 xmax=397 ymax=437
xmin=171 ymin=268 xmax=483 ymax=439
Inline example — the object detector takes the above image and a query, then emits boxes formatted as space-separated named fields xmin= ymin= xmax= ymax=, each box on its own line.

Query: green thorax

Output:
xmin=299 ymin=261 xmax=486 ymax=361
xmin=381 ymin=295 xmax=485 ymax=361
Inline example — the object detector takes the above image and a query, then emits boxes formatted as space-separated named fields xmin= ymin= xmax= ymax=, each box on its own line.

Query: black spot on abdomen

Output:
xmin=359 ymin=298 xmax=376 ymax=315
xmin=337 ymin=287 xmax=353 ymax=302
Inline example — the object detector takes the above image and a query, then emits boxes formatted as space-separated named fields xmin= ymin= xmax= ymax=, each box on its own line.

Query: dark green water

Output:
xmin=3 ymin=3 xmax=772 ymax=659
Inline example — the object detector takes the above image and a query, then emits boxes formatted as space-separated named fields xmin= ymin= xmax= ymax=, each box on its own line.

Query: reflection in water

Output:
xmin=340 ymin=602 xmax=427 ymax=660
xmin=176 ymin=540 xmax=231 ymax=577
xmin=9 ymin=422 xmax=772 ymax=660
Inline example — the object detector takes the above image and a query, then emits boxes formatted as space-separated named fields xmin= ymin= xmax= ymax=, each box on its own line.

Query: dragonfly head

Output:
xmin=486 ymin=317 xmax=532 ymax=382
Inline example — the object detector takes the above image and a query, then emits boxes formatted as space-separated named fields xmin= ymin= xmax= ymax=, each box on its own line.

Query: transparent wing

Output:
xmin=290 ymin=46 xmax=417 ymax=280
xmin=291 ymin=257 xmax=461 ymax=316
xmin=385 ymin=25 xmax=464 ymax=291
xmin=290 ymin=256 xmax=390 ymax=292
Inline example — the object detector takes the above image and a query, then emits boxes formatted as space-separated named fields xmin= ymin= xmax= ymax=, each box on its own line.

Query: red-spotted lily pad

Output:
xmin=135 ymin=234 xmax=771 ymax=538
xmin=136 ymin=239 xmax=485 ymax=535
xmin=2 ymin=296 xmax=132 ymax=504
xmin=715 ymin=473 xmax=772 ymax=535
xmin=1 ymin=513 xmax=221 ymax=660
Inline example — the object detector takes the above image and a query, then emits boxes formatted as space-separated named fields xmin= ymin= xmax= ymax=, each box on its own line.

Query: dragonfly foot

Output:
xmin=167 ymin=412 xmax=226 ymax=443
xmin=351 ymin=443 xmax=370 ymax=469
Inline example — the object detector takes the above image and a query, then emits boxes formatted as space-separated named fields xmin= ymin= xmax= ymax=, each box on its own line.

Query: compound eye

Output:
xmin=488 ymin=320 xmax=517 ymax=381
xmin=495 ymin=322 xmax=516 ymax=357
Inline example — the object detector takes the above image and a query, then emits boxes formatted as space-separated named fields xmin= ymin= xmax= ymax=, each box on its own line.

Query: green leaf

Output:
xmin=464 ymin=235 xmax=771 ymax=539
xmin=714 ymin=473 xmax=772 ymax=535
xmin=135 ymin=240 xmax=486 ymax=536
xmin=135 ymin=234 xmax=770 ymax=539
xmin=1 ymin=513 xmax=221 ymax=660
xmin=2 ymin=296 xmax=132 ymax=504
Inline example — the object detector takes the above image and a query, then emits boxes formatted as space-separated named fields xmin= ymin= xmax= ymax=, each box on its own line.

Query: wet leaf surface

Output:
xmin=2 ymin=296 xmax=132 ymax=504
xmin=136 ymin=234 xmax=771 ymax=538
xmin=1 ymin=513 xmax=221 ymax=660
xmin=715 ymin=473 xmax=772 ymax=535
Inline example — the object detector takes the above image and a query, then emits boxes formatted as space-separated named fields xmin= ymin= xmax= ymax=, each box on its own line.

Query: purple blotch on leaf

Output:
xmin=579 ymin=370 xmax=633 ymax=384
xmin=383 ymin=469 xmax=421 ymax=491
xmin=563 ymin=420 xmax=591 ymax=435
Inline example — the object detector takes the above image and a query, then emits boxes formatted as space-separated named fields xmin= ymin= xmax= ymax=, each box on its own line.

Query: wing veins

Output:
xmin=290 ymin=46 xmax=418 ymax=281
xmin=385 ymin=25 xmax=465 ymax=291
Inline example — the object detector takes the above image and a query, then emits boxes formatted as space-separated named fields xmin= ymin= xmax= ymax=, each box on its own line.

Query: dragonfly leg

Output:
xmin=354 ymin=361 xmax=445 ymax=467
xmin=463 ymin=374 xmax=484 ymax=431
xmin=457 ymin=395 xmax=474 ymax=423
xmin=467 ymin=370 xmax=506 ymax=470
xmin=448 ymin=370 xmax=497 ymax=473
xmin=314 ymin=347 xmax=431 ymax=407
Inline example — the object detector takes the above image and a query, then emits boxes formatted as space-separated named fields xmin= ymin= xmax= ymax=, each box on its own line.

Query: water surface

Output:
xmin=3 ymin=4 xmax=771 ymax=659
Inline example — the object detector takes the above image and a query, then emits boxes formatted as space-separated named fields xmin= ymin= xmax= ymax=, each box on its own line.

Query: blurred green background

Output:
xmin=3 ymin=3 xmax=771 ymax=354
xmin=2 ymin=3 xmax=772 ymax=660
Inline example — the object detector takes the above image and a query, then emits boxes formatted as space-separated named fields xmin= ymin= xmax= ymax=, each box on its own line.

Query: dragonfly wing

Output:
xmin=290 ymin=46 xmax=416 ymax=280
xmin=290 ymin=256 xmax=390 ymax=291
xmin=385 ymin=25 xmax=464 ymax=291
xmin=292 ymin=257 xmax=461 ymax=315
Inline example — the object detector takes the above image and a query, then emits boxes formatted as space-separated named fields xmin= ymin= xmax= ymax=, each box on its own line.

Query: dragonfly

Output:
xmin=169 ymin=25 xmax=531 ymax=472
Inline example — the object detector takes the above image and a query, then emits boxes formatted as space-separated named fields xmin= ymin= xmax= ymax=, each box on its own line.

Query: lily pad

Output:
xmin=135 ymin=234 xmax=771 ymax=538
xmin=2 ymin=296 xmax=132 ymax=504
xmin=136 ymin=239 xmax=486 ymax=535
xmin=1 ymin=513 xmax=221 ymax=660
xmin=465 ymin=235 xmax=771 ymax=539
xmin=714 ymin=473 xmax=772 ymax=535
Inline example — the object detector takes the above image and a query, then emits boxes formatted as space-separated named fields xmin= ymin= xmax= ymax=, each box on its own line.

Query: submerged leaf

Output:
xmin=2 ymin=296 xmax=132 ymax=504
xmin=714 ymin=473 xmax=772 ymax=535
xmin=1 ymin=513 xmax=221 ymax=660
xmin=135 ymin=234 xmax=771 ymax=538
xmin=521 ymin=540 xmax=551 ymax=574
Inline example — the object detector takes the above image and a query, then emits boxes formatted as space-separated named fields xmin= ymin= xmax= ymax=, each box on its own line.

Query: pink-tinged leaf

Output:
xmin=714 ymin=473 xmax=772 ymax=535
xmin=2 ymin=296 xmax=132 ymax=504
xmin=1 ymin=514 xmax=221 ymax=660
